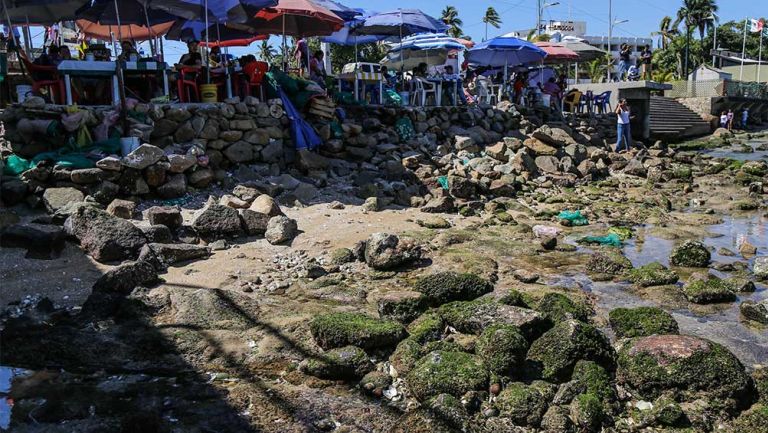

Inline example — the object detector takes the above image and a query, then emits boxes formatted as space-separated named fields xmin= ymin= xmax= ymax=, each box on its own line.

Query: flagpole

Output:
xmin=758 ymin=25 xmax=764 ymax=82
xmin=740 ymin=17 xmax=748 ymax=81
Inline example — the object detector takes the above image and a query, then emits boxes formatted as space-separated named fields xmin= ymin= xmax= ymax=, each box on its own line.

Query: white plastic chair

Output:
xmin=476 ymin=77 xmax=497 ymax=105
xmin=411 ymin=78 xmax=437 ymax=106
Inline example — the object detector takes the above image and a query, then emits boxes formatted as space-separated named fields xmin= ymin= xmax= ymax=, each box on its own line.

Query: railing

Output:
xmin=664 ymin=79 xmax=768 ymax=100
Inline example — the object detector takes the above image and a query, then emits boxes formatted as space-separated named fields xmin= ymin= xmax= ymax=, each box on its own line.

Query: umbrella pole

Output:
xmin=23 ymin=15 xmax=31 ymax=54
xmin=1 ymin=0 xmax=17 ymax=50
xmin=142 ymin=4 xmax=156 ymax=57
xmin=282 ymin=14 xmax=287 ymax=72
xmin=112 ymin=0 xmax=128 ymax=132
xmin=217 ymin=21 xmax=232 ymax=98
xmin=204 ymin=0 xmax=210 ymax=83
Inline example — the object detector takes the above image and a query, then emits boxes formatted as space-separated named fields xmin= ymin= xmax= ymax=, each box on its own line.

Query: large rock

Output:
xmin=681 ymin=273 xmax=737 ymax=304
xmin=420 ymin=196 xmax=455 ymax=213
xmin=144 ymin=206 xmax=183 ymax=229
xmin=167 ymin=153 xmax=197 ymax=173
xmin=121 ymin=144 xmax=164 ymax=170
xmin=414 ymin=272 xmax=494 ymax=305
xmin=626 ymin=262 xmax=679 ymax=287
xmin=68 ymin=206 xmax=147 ymax=262
xmin=754 ymin=256 xmax=768 ymax=280
xmin=740 ymin=300 xmax=768 ymax=324
xmin=526 ymin=319 xmax=615 ymax=382
xmin=586 ymin=249 xmax=633 ymax=275
xmin=139 ymin=242 xmax=210 ymax=268
xmin=406 ymin=350 xmax=489 ymax=401
xmin=192 ymin=204 xmax=244 ymax=240
xmin=106 ymin=199 xmax=135 ymax=219
xmin=299 ymin=345 xmax=374 ymax=380
xmin=223 ymin=141 xmax=253 ymax=163
xmin=42 ymin=187 xmax=84 ymax=213
xmin=156 ymin=174 xmax=187 ymax=199
xmin=535 ymin=155 xmax=560 ymax=174
xmin=617 ymin=334 xmax=750 ymax=402
xmin=364 ymin=232 xmax=421 ymax=270
xmin=1 ymin=179 xmax=28 ymax=205
xmin=448 ymin=176 xmax=477 ymax=199
xmin=438 ymin=300 xmax=546 ymax=339
xmin=297 ymin=149 xmax=330 ymax=171
xmin=264 ymin=215 xmax=298 ymax=244
xmin=309 ymin=312 xmax=405 ymax=350
xmin=669 ymin=240 xmax=711 ymax=267
xmin=240 ymin=209 xmax=270 ymax=236
xmin=623 ymin=159 xmax=647 ymax=177
xmin=249 ymin=194 xmax=283 ymax=217
xmin=608 ymin=307 xmax=679 ymax=338
xmin=0 ymin=223 xmax=65 ymax=258
xmin=92 ymin=260 xmax=158 ymax=295
xmin=494 ymin=381 xmax=555 ymax=426
xmin=532 ymin=125 xmax=576 ymax=147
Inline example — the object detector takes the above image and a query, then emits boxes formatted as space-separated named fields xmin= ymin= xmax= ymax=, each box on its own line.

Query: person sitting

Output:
xmin=513 ymin=74 xmax=526 ymax=104
xmin=309 ymin=50 xmax=327 ymax=88
xmin=178 ymin=40 xmax=202 ymax=67
xmin=208 ymin=46 xmax=223 ymax=68
xmin=33 ymin=45 xmax=58 ymax=66
xmin=380 ymin=65 xmax=397 ymax=89
xmin=118 ymin=40 xmax=138 ymax=61
xmin=58 ymin=45 xmax=72 ymax=62
xmin=539 ymin=77 xmax=561 ymax=97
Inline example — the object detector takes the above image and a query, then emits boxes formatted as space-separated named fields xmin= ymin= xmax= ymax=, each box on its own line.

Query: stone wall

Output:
xmin=676 ymin=97 xmax=714 ymax=118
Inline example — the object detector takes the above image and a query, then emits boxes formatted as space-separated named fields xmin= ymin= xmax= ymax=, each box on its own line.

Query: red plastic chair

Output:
xmin=177 ymin=66 xmax=201 ymax=102
xmin=18 ymin=50 xmax=64 ymax=103
xmin=243 ymin=61 xmax=269 ymax=101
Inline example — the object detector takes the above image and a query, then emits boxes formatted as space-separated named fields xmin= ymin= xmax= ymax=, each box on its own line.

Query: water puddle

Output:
xmin=705 ymin=140 xmax=768 ymax=161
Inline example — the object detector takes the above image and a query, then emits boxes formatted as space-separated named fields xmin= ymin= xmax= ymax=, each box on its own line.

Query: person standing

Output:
xmin=640 ymin=45 xmax=652 ymax=80
xmin=618 ymin=44 xmax=631 ymax=81
xmin=742 ymin=108 xmax=749 ymax=129
xmin=720 ymin=111 xmax=728 ymax=129
xmin=615 ymin=98 xmax=632 ymax=152
xmin=727 ymin=109 xmax=734 ymax=131
xmin=294 ymin=37 xmax=308 ymax=76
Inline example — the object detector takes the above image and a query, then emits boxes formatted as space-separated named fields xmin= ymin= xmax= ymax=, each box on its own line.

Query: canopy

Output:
xmin=389 ymin=33 xmax=466 ymax=52
xmin=534 ymin=42 xmax=579 ymax=64
xmin=140 ymin=0 xmax=277 ymax=23
xmin=320 ymin=8 xmax=385 ymax=45
xmin=353 ymin=8 xmax=447 ymax=37
xmin=0 ymin=0 xmax=89 ymax=25
xmin=242 ymin=0 xmax=344 ymax=37
xmin=76 ymin=19 xmax=174 ymax=40
xmin=201 ymin=36 xmax=265 ymax=47
xmin=166 ymin=18 xmax=266 ymax=43
xmin=75 ymin=0 xmax=177 ymax=26
xmin=311 ymin=0 xmax=358 ymax=21
xmin=466 ymin=35 xmax=547 ymax=68
xmin=559 ymin=37 xmax=608 ymax=62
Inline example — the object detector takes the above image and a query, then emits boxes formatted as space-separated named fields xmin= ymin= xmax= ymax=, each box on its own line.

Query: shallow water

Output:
xmin=555 ymin=213 xmax=768 ymax=368
xmin=705 ymin=140 xmax=768 ymax=161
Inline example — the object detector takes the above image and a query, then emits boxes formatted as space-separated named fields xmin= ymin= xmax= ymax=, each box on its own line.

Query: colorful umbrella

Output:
xmin=247 ymin=0 xmax=344 ymax=37
xmin=76 ymin=19 xmax=174 ymax=41
xmin=559 ymin=36 xmax=607 ymax=62
xmin=140 ymin=0 xmax=277 ymax=23
xmin=320 ymin=9 xmax=387 ymax=46
xmin=0 ymin=0 xmax=89 ymax=25
xmin=311 ymin=0 xmax=358 ymax=21
xmin=466 ymin=35 xmax=547 ymax=68
xmin=534 ymin=42 xmax=579 ymax=64
xmin=353 ymin=8 xmax=447 ymax=37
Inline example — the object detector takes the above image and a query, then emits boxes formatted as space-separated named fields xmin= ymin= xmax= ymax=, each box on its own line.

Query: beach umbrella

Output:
xmin=0 ymin=0 xmax=89 ymax=25
xmin=166 ymin=18 xmax=267 ymax=43
xmin=353 ymin=8 xmax=447 ymax=37
xmin=534 ymin=41 xmax=579 ymax=64
xmin=139 ymin=0 xmax=277 ymax=23
xmin=320 ymin=8 xmax=384 ymax=45
xmin=76 ymin=19 xmax=174 ymax=40
xmin=76 ymin=0 xmax=177 ymax=26
xmin=391 ymin=33 xmax=466 ymax=51
xmin=311 ymin=0 xmax=358 ymax=21
xmin=383 ymin=33 xmax=466 ymax=72
xmin=465 ymin=35 xmax=547 ymax=68
xmin=559 ymin=36 xmax=607 ymax=62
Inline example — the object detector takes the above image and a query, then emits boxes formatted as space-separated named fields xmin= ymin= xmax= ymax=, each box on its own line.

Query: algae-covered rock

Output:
xmin=625 ymin=262 xmax=679 ymax=287
xmin=617 ymin=334 xmax=750 ymax=402
xmin=475 ymin=324 xmax=528 ymax=375
xmin=586 ymin=249 xmax=633 ymax=275
xmin=754 ymin=368 xmax=768 ymax=404
xmin=570 ymin=393 xmax=604 ymax=432
xmin=682 ymin=274 xmax=737 ymax=304
xmin=571 ymin=360 xmax=616 ymax=403
xmin=389 ymin=338 xmax=423 ymax=376
xmin=526 ymin=320 xmax=615 ymax=382
xmin=494 ymin=381 xmax=556 ymax=426
xmin=388 ymin=409 xmax=459 ymax=433
xmin=438 ymin=299 xmax=547 ymax=338
xmin=741 ymin=300 xmax=768 ymax=324
xmin=669 ymin=240 xmax=711 ymax=267
xmin=495 ymin=289 xmax=534 ymax=308
xmin=428 ymin=393 xmax=469 ymax=429
xmin=405 ymin=350 xmax=489 ymax=401
xmin=535 ymin=292 xmax=592 ymax=323
xmin=360 ymin=370 xmax=392 ymax=396
xmin=541 ymin=405 xmax=575 ymax=432
xmin=608 ymin=307 xmax=679 ymax=338
xmin=730 ymin=404 xmax=768 ymax=433
xmin=309 ymin=312 xmax=406 ymax=350
xmin=376 ymin=291 xmax=427 ymax=323
xmin=299 ymin=345 xmax=374 ymax=379
xmin=407 ymin=310 xmax=445 ymax=343
xmin=414 ymin=272 xmax=494 ymax=305
xmin=329 ymin=247 xmax=356 ymax=265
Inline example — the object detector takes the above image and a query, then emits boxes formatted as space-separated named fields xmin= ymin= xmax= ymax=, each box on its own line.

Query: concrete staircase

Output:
xmin=649 ymin=96 xmax=711 ymax=140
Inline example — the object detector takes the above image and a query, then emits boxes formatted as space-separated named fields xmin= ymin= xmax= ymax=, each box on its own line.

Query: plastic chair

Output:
xmin=176 ymin=66 xmax=200 ymax=102
xmin=18 ymin=50 xmax=64 ymax=103
xmin=593 ymin=90 xmax=612 ymax=114
xmin=411 ymin=78 xmax=436 ymax=106
xmin=243 ymin=61 xmax=269 ymax=101
xmin=562 ymin=90 xmax=582 ymax=112
xmin=578 ymin=90 xmax=593 ymax=113
xmin=475 ymin=77 xmax=497 ymax=105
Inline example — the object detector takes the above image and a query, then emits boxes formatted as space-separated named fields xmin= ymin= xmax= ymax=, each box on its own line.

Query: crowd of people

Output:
xmin=615 ymin=43 xmax=653 ymax=82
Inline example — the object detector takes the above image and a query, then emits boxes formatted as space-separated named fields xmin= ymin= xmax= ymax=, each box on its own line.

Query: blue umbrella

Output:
xmin=383 ymin=33 xmax=465 ymax=70
xmin=311 ymin=0 xmax=358 ymax=21
xmin=76 ymin=0 xmax=177 ymax=25
xmin=279 ymin=87 xmax=321 ymax=151
xmin=353 ymin=8 xmax=447 ymax=37
xmin=0 ymin=0 xmax=90 ymax=24
xmin=320 ymin=9 xmax=386 ymax=46
xmin=142 ymin=0 xmax=276 ymax=23
xmin=389 ymin=32 xmax=465 ymax=51
xmin=165 ymin=18 xmax=261 ymax=43
xmin=465 ymin=35 xmax=547 ymax=68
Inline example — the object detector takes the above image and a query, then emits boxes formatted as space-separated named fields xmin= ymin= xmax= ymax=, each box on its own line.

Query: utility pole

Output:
xmin=607 ymin=0 xmax=612 ymax=82
xmin=537 ymin=0 xmax=542 ymax=35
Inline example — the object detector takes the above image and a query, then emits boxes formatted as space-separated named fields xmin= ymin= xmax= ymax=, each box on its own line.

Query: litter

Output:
xmin=533 ymin=225 xmax=562 ymax=238
xmin=437 ymin=176 xmax=449 ymax=190
xmin=608 ymin=226 xmax=633 ymax=240
xmin=558 ymin=210 xmax=589 ymax=226
xmin=577 ymin=233 xmax=623 ymax=247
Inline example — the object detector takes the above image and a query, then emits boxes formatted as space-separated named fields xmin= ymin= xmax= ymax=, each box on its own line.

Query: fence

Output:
xmin=665 ymin=79 xmax=768 ymax=100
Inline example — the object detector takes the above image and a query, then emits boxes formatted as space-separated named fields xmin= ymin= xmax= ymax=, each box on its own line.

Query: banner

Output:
xmin=750 ymin=19 xmax=764 ymax=33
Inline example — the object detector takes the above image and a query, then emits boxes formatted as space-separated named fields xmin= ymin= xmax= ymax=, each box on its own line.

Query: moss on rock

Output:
xmin=407 ymin=310 xmax=445 ymax=343
xmin=494 ymin=381 xmax=555 ymax=426
xmin=428 ymin=393 xmax=469 ymax=429
xmin=329 ymin=247 xmax=356 ymax=265
xmin=526 ymin=320 xmax=615 ymax=382
xmin=496 ymin=289 xmax=534 ymax=308
xmin=437 ymin=299 xmax=546 ymax=338
xmin=669 ymin=240 xmax=711 ymax=268
xmin=608 ymin=307 xmax=679 ymax=338
xmin=299 ymin=345 xmax=374 ymax=379
xmin=586 ymin=249 xmax=633 ymax=275
xmin=475 ymin=324 xmax=528 ymax=375
xmin=414 ymin=271 xmax=494 ymax=305
xmin=309 ymin=312 xmax=406 ymax=350
xmin=405 ymin=350 xmax=489 ymax=401
xmin=376 ymin=291 xmax=427 ymax=323
xmin=389 ymin=337 xmax=423 ymax=376
xmin=753 ymin=368 xmax=768 ymax=405
xmin=682 ymin=274 xmax=737 ymax=304
xmin=535 ymin=292 xmax=592 ymax=323
xmin=731 ymin=404 xmax=768 ymax=433
xmin=571 ymin=360 xmax=616 ymax=403
xmin=626 ymin=262 xmax=680 ymax=287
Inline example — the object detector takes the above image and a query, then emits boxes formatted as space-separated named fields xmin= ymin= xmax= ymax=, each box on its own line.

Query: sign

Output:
xmin=545 ymin=20 xmax=587 ymax=36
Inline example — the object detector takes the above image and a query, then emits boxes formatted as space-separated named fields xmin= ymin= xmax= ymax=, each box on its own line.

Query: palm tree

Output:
xmin=652 ymin=16 xmax=678 ymax=49
xmin=259 ymin=40 xmax=276 ymax=63
xmin=441 ymin=6 xmax=463 ymax=38
xmin=588 ymin=55 xmax=612 ymax=83
xmin=688 ymin=0 xmax=718 ymax=40
xmin=482 ymin=7 xmax=502 ymax=41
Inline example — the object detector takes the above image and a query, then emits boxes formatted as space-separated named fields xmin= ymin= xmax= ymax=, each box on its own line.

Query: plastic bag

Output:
xmin=533 ymin=225 xmax=562 ymax=238
xmin=3 ymin=155 xmax=32 ymax=176
xmin=437 ymin=176 xmax=449 ymax=190
xmin=384 ymin=89 xmax=402 ymax=106
xmin=577 ymin=233 xmax=622 ymax=247
xmin=395 ymin=117 xmax=416 ymax=142
xmin=558 ymin=210 xmax=589 ymax=226
xmin=608 ymin=227 xmax=633 ymax=240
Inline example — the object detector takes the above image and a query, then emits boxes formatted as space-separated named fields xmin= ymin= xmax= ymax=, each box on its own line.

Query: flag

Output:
xmin=749 ymin=18 xmax=764 ymax=33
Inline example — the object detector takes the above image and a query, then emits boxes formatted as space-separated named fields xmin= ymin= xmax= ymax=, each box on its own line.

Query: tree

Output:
xmin=441 ymin=6 xmax=464 ymax=38
xmin=652 ymin=16 xmax=678 ymax=49
xmin=482 ymin=7 xmax=502 ymax=41
xmin=587 ymin=55 xmax=612 ymax=83
xmin=259 ymin=40 xmax=276 ymax=63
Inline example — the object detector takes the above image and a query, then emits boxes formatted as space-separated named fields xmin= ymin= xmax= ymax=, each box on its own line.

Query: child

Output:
xmin=742 ymin=108 xmax=749 ymax=129
xmin=720 ymin=111 xmax=728 ymax=129
xmin=727 ymin=109 xmax=734 ymax=131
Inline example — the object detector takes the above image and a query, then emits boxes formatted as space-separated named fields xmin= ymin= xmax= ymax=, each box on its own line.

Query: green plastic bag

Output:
xmin=395 ymin=117 xmax=416 ymax=142
xmin=577 ymin=233 xmax=623 ymax=247
xmin=384 ymin=89 xmax=402 ymax=106
xmin=558 ymin=210 xmax=589 ymax=226
xmin=437 ymin=176 xmax=449 ymax=190
xmin=329 ymin=120 xmax=344 ymax=139
xmin=608 ymin=227 xmax=633 ymax=240
xmin=3 ymin=155 xmax=32 ymax=176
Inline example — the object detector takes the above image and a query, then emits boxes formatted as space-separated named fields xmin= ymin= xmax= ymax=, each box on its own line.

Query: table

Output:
xmin=337 ymin=71 xmax=383 ymax=104
xmin=426 ymin=77 xmax=460 ymax=106
xmin=58 ymin=60 xmax=169 ymax=105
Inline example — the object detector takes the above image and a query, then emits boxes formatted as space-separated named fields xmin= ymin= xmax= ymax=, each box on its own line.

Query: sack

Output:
xmin=577 ymin=233 xmax=622 ymax=247
xmin=558 ymin=210 xmax=589 ymax=226
xmin=395 ymin=117 xmax=416 ymax=142
xmin=384 ymin=89 xmax=402 ymax=106
xmin=3 ymin=155 xmax=32 ymax=176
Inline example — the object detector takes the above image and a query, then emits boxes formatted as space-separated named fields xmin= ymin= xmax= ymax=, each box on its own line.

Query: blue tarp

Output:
xmin=279 ymin=88 xmax=321 ymax=151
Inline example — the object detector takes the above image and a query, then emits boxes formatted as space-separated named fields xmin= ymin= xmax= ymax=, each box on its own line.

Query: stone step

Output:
xmin=649 ymin=96 xmax=710 ymax=139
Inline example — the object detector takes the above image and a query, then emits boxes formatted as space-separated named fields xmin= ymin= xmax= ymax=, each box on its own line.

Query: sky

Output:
xmin=20 ymin=0 xmax=768 ymax=63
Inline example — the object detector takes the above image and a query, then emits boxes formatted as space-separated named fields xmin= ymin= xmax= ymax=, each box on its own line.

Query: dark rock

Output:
xmin=156 ymin=174 xmax=187 ymax=199
xmin=0 ymin=223 xmax=65 ymax=258
xmin=1 ymin=179 xmax=28 ymax=205
xmin=669 ymin=240 xmax=711 ymax=267
xmin=376 ymin=291 xmax=427 ymax=323
xmin=608 ymin=306 xmax=679 ymax=338
xmin=740 ymin=300 xmax=768 ymax=324
xmin=106 ymin=199 xmax=136 ymax=219
xmin=309 ymin=312 xmax=406 ymax=350
xmin=140 ymin=225 xmax=173 ymax=243
xmin=192 ymin=204 xmax=244 ymax=240
xmin=144 ymin=206 xmax=183 ymax=229
xmin=42 ymin=187 xmax=85 ymax=213
xmin=421 ymin=196 xmax=455 ymax=213
xmin=68 ymin=206 xmax=147 ymax=262
xmin=92 ymin=260 xmax=158 ymax=295
xmin=299 ymin=345 xmax=374 ymax=380
xmin=406 ymin=350 xmax=489 ymax=401
xmin=438 ymin=300 xmax=546 ymax=339
xmin=364 ymin=232 xmax=421 ymax=270
xmin=240 ymin=209 xmax=270 ymax=236
xmin=139 ymin=242 xmax=210 ymax=268
xmin=415 ymin=272 xmax=494 ymax=305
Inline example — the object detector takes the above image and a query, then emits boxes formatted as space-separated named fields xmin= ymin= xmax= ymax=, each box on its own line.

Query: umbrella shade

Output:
xmin=76 ymin=0 xmax=177 ymax=25
xmin=381 ymin=48 xmax=447 ymax=71
xmin=311 ymin=0 xmax=358 ymax=21
xmin=354 ymin=8 xmax=447 ymax=37
xmin=244 ymin=0 xmax=344 ymax=37
xmin=466 ymin=35 xmax=547 ymax=68
xmin=0 ymin=0 xmax=89 ymax=25
xmin=201 ymin=36 xmax=265 ymax=47
xmin=166 ymin=18 xmax=266 ymax=43
xmin=76 ymin=19 xmax=174 ymax=40
xmin=559 ymin=37 xmax=607 ymax=62
xmin=320 ymin=8 xmax=387 ymax=45
xmin=389 ymin=33 xmax=466 ymax=52
xmin=139 ymin=0 xmax=277 ymax=23
xmin=534 ymin=41 xmax=579 ymax=64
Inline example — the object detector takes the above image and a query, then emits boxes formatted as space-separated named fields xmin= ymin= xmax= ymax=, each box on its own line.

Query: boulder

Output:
xmin=617 ymin=334 xmax=750 ymax=402
xmin=140 ymin=225 xmax=173 ymax=243
xmin=249 ymin=194 xmax=283 ymax=217
xmin=156 ymin=174 xmax=187 ymax=199
xmin=144 ymin=206 xmax=183 ymax=229
xmin=68 ymin=206 xmax=147 ymax=262
xmin=1 ymin=179 xmax=28 ymax=205
xmin=448 ymin=176 xmax=477 ymax=199
xmin=167 ymin=153 xmax=197 ymax=173
xmin=740 ymin=300 xmax=768 ymax=324
xmin=414 ymin=272 xmax=494 ymax=305
xmin=364 ymin=232 xmax=421 ymax=270
xmin=299 ymin=345 xmax=374 ymax=380
xmin=264 ymin=215 xmax=298 ymax=244
xmin=70 ymin=168 xmax=104 ymax=184
xmin=297 ymin=149 xmax=330 ymax=171
xmin=223 ymin=141 xmax=253 ymax=163
xmin=535 ymin=292 xmax=591 ymax=323
xmin=139 ymin=242 xmax=210 ymax=268
xmin=187 ymin=167 xmax=214 ymax=188
xmin=476 ymin=324 xmax=528 ymax=374
xmin=92 ymin=260 xmax=158 ymax=295
xmin=532 ymin=125 xmax=576 ymax=147
xmin=535 ymin=155 xmax=560 ymax=174
xmin=309 ymin=312 xmax=405 ymax=350
xmin=192 ymin=204 xmax=244 ymax=240
xmin=421 ymin=196 xmax=455 ymax=213
xmin=754 ymin=256 xmax=768 ymax=280
xmin=240 ymin=209 xmax=270 ymax=236
xmin=0 ymin=223 xmax=65 ymax=258
xmin=106 ymin=199 xmax=135 ymax=219
xmin=626 ymin=262 xmax=679 ymax=287
xmin=121 ymin=144 xmax=164 ymax=170
xmin=623 ymin=158 xmax=647 ymax=177
xmin=406 ymin=350 xmax=489 ymax=401
xmin=42 ymin=187 xmax=85 ymax=213
xmin=376 ymin=291 xmax=427 ymax=323
xmin=495 ymin=381 xmax=555 ymax=426
xmin=608 ymin=307 xmax=679 ymax=338
xmin=681 ymin=273 xmax=736 ymax=304
xmin=586 ymin=249 xmax=633 ymax=275
xmin=669 ymin=240 xmax=710 ymax=267
xmin=438 ymin=300 xmax=546 ymax=339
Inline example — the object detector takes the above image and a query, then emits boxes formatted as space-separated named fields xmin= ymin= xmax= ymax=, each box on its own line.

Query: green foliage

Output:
xmin=482 ymin=7 xmax=502 ymax=41
xmin=608 ymin=307 xmax=679 ymax=338
xmin=441 ymin=6 xmax=464 ymax=38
